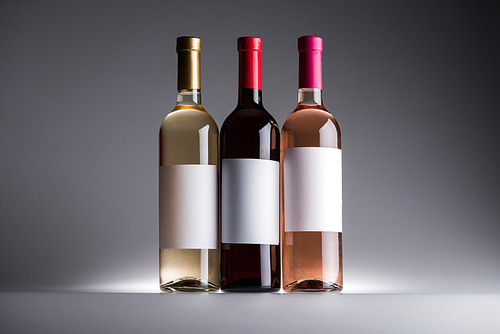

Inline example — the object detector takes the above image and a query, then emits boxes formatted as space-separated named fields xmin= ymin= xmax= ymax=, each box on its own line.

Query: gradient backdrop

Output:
xmin=1 ymin=0 xmax=499 ymax=295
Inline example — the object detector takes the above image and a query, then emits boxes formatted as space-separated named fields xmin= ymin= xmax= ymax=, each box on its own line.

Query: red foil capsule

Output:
xmin=238 ymin=37 xmax=262 ymax=90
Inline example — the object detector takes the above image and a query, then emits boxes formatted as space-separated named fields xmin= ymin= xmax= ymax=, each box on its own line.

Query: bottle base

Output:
xmin=160 ymin=277 xmax=219 ymax=293
xmin=221 ymin=277 xmax=280 ymax=292
xmin=221 ymin=286 xmax=280 ymax=293
xmin=284 ymin=278 xmax=342 ymax=293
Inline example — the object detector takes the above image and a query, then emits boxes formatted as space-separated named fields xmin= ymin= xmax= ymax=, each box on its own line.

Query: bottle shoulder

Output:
xmin=220 ymin=106 xmax=280 ymax=160
xmin=159 ymin=107 xmax=219 ymax=166
xmin=160 ymin=107 xmax=219 ymax=133
xmin=282 ymin=105 xmax=340 ymax=133
xmin=281 ymin=105 xmax=341 ymax=149
xmin=221 ymin=106 xmax=278 ymax=132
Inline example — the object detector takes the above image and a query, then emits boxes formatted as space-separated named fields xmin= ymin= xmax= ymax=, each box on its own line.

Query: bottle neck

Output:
xmin=237 ymin=88 xmax=261 ymax=106
xmin=298 ymin=47 xmax=323 ymax=106
xmin=298 ymin=49 xmax=322 ymax=90
xmin=177 ymin=50 xmax=201 ymax=91
xmin=177 ymin=89 xmax=202 ymax=106
xmin=176 ymin=49 xmax=202 ymax=107
xmin=239 ymin=49 xmax=262 ymax=88
xmin=298 ymin=88 xmax=323 ymax=106
xmin=237 ymin=49 xmax=262 ymax=106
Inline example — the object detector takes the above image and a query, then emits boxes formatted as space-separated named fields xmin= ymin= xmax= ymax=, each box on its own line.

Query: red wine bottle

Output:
xmin=220 ymin=37 xmax=281 ymax=292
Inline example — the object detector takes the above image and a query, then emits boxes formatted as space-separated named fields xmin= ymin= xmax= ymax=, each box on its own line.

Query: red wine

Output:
xmin=220 ymin=37 xmax=280 ymax=292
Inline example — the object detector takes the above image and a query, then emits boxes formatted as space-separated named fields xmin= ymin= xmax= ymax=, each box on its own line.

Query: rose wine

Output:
xmin=281 ymin=36 xmax=343 ymax=292
xmin=220 ymin=37 xmax=280 ymax=292
xmin=159 ymin=36 xmax=220 ymax=292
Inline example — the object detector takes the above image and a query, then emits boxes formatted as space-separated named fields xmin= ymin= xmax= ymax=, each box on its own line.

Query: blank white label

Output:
xmin=221 ymin=159 xmax=279 ymax=245
xmin=159 ymin=165 xmax=218 ymax=249
xmin=283 ymin=147 xmax=342 ymax=232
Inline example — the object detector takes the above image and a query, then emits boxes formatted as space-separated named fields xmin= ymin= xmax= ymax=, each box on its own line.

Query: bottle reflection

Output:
xmin=198 ymin=124 xmax=209 ymax=165
xmin=260 ymin=244 xmax=272 ymax=286
xmin=319 ymin=119 xmax=336 ymax=147
xmin=259 ymin=123 xmax=271 ymax=159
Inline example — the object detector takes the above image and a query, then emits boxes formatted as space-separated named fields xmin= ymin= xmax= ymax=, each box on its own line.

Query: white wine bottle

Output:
xmin=158 ymin=36 xmax=219 ymax=292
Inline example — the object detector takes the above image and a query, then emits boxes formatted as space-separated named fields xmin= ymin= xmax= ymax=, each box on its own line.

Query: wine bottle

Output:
xmin=159 ymin=36 xmax=219 ymax=292
xmin=281 ymin=36 xmax=343 ymax=292
xmin=220 ymin=37 xmax=281 ymax=292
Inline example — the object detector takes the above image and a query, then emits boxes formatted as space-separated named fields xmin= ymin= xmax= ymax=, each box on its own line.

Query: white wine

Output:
xmin=159 ymin=249 xmax=219 ymax=291
xmin=159 ymin=37 xmax=220 ymax=292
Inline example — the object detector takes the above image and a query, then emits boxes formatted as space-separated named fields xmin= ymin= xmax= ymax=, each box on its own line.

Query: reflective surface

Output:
xmin=3 ymin=293 xmax=499 ymax=334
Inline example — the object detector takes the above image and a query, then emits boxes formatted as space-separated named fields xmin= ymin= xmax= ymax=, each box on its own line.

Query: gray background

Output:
xmin=1 ymin=0 xmax=499 ymax=298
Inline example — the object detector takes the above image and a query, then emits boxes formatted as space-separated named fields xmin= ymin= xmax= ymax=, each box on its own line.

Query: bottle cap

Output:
xmin=238 ymin=37 xmax=262 ymax=52
xmin=298 ymin=36 xmax=323 ymax=89
xmin=176 ymin=36 xmax=201 ymax=90
xmin=177 ymin=36 xmax=202 ymax=52
xmin=298 ymin=35 xmax=323 ymax=51
xmin=237 ymin=37 xmax=262 ymax=90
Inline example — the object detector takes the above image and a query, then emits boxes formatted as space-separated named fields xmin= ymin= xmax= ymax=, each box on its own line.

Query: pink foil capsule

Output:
xmin=298 ymin=36 xmax=323 ymax=89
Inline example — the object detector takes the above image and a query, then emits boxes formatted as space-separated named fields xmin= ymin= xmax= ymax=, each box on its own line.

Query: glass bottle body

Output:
xmin=281 ymin=88 xmax=343 ymax=292
xmin=159 ymin=90 xmax=220 ymax=292
xmin=220 ymin=88 xmax=281 ymax=292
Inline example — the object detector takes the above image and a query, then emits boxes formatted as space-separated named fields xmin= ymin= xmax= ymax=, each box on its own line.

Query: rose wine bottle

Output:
xmin=220 ymin=37 xmax=280 ymax=292
xmin=281 ymin=36 xmax=343 ymax=292
xmin=159 ymin=36 xmax=219 ymax=292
